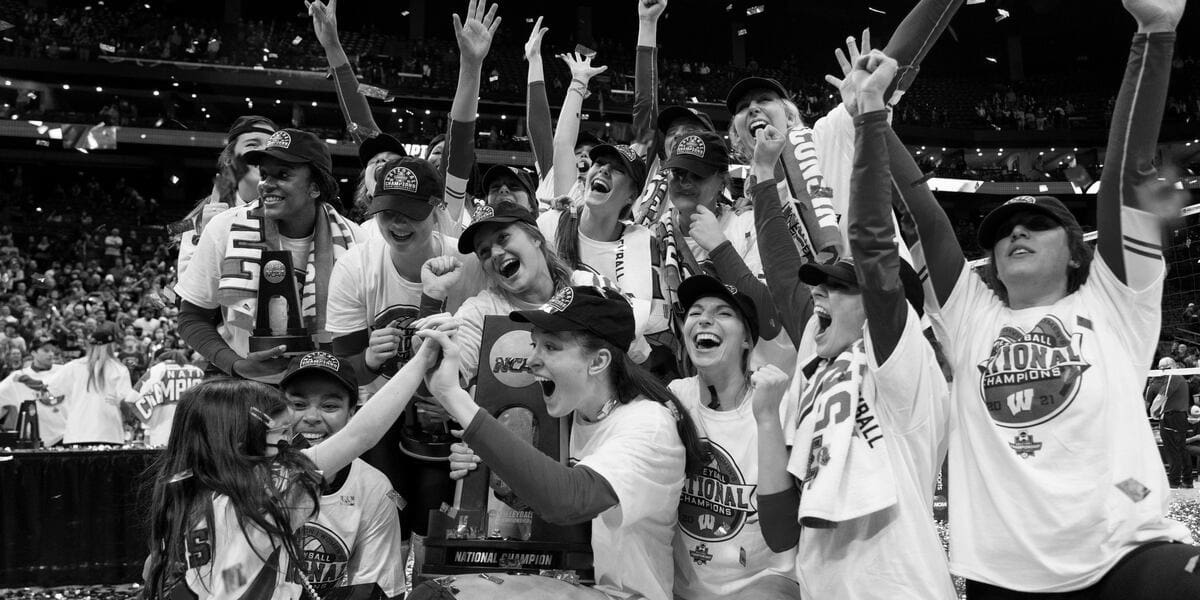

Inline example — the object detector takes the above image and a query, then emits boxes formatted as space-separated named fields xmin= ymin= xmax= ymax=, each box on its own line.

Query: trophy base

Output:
xmin=249 ymin=334 xmax=314 ymax=355
xmin=399 ymin=431 xmax=455 ymax=460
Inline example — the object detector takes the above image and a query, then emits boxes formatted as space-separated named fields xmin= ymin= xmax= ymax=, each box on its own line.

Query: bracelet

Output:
xmin=568 ymin=81 xmax=591 ymax=99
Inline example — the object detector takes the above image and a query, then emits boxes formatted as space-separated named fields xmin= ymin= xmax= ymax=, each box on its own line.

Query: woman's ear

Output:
xmin=588 ymin=347 xmax=613 ymax=377
xmin=309 ymin=182 xmax=321 ymax=199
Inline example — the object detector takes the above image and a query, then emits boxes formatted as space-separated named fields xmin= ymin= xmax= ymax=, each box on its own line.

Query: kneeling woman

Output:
xmin=141 ymin=321 xmax=447 ymax=599
xmin=422 ymin=287 xmax=705 ymax=600
xmin=669 ymin=275 xmax=799 ymax=600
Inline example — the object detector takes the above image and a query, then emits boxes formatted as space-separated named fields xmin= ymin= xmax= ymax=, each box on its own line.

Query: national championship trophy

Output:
xmin=248 ymin=250 xmax=314 ymax=354
xmin=419 ymin=315 xmax=593 ymax=580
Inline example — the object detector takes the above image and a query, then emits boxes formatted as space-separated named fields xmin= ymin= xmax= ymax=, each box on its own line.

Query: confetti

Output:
xmin=995 ymin=8 xmax=1010 ymax=22
xmin=737 ymin=28 xmax=748 ymax=36
xmin=746 ymin=5 xmax=764 ymax=16
xmin=53 ymin=16 xmax=68 ymax=27
xmin=868 ymin=6 xmax=886 ymax=14
xmin=35 ymin=139 xmax=49 ymax=147
xmin=357 ymin=82 xmax=388 ymax=100
xmin=291 ymin=35 xmax=302 ymax=45
xmin=401 ymin=10 xmax=410 ymax=16
xmin=985 ymin=56 xmax=998 ymax=63
xmin=99 ymin=43 xmax=115 ymax=53
xmin=0 ymin=20 xmax=13 ymax=31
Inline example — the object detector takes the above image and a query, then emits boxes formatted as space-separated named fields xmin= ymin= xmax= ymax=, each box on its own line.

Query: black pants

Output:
xmin=966 ymin=542 xmax=1200 ymax=599
xmin=1161 ymin=411 xmax=1191 ymax=485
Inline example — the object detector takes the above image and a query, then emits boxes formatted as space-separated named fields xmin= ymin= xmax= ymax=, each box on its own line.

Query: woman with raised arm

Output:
xmin=425 ymin=286 xmax=706 ymax=600
xmin=141 ymin=322 xmax=444 ymax=599
xmin=892 ymin=0 xmax=1200 ymax=596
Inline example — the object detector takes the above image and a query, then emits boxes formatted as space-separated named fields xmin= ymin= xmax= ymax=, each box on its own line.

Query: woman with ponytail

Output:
xmin=142 ymin=319 xmax=448 ymax=599
xmin=45 ymin=321 xmax=132 ymax=446
xmin=424 ymin=285 xmax=704 ymax=600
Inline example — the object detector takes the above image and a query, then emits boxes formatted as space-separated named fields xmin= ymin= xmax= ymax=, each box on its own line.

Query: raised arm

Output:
xmin=632 ymin=0 xmax=666 ymax=141
xmin=847 ymin=52 xmax=906 ymax=363
xmin=749 ymin=365 xmax=801 ymax=552
xmin=552 ymin=53 xmax=607 ymax=197
xmin=880 ymin=0 xmax=963 ymax=102
xmin=307 ymin=0 xmax=381 ymax=142
xmin=445 ymin=0 xmax=502 ymax=222
xmin=750 ymin=129 xmax=813 ymax=347
xmin=524 ymin=17 xmax=555 ymax=179
xmin=1095 ymin=0 xmax=1181 ymax=285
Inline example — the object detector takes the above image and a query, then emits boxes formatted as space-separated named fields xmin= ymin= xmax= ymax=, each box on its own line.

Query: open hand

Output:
xmin=560 ymin=52 xmax=607 ymax=82
xmin=453 ymin=0 xmax=501 ymax=66
xmin=823 ymin=29 xmax=870 ymax=117
xmin=524 ymin=16 xmax=548 ymax=61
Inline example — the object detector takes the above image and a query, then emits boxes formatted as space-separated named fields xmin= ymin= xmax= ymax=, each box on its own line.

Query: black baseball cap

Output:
xmin=725 ymin=77 xmax=790 ymax=114
xmin=589 ymin=144 xmax=648 ymax=191
xmin=358 ymin=132 xmax=408 ymax=167
xmin=976 ymin=195 xmax=1082 ymax=249
xmin=279 ymin=350 xmax=359 ymax=400
xmin=227 ymin=115 xmax=277 ymax=142
xmin=799 ymin=258 xmax=926 ymax=317
xmin=482 ymin=165 xmax=536 ymax=200
xmin=663 ymin=131 xmax=730 ymax=178
xmin=678 ymin=274 xmax=760 ymax=342
xmin=243 ymin=129 xmax=333 ymax=174
xmin=510 ymin=286 xmax=636 ymax=352
xmin=576 ymin=130 xmax=603 ymax=149
xmin=89 ymin=321 xmax=120 ymax=345
xmin=657 ymin=106 xmax=716 ymax=135
xmin=457 ymin=202 xmax=539 ymax=254
xmin=367 ymin=157 xmax=444 ymax=220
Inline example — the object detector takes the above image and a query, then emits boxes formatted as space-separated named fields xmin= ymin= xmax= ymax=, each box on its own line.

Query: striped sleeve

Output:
xmin=442 ymin=119 xmax=475 ymax=223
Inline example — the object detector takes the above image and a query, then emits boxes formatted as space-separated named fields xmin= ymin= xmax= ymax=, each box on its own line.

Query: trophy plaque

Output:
xmin=419 ymin=316 xmax=592 ymax=580
xmin=249 ymin=250 xmax=314 ymax=354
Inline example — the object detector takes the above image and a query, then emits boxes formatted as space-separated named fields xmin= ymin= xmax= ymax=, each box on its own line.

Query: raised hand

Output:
xmin=689 ymin=205 xmax=728 ymax=252
xmin=855 ymin=49 xmax=899 ymax=113
xmin=748 ymin=364 xmax=791 ymax=422
xmin=823 ymin=29 xmax=871 ymax=117
xmin=421 ymin=255 xmax=464 ymax=300
xmin=751 ymin=124 xmax=786 ymax=173
xmin=453 ymin=0 xmax=502 ymax=66
xmin=305 ymin=0 xmax=340 ymax=48
xmin=1123 ymin=0 xmax=1185 ymax=32
xmin=560 ymin=52 xmax=608 ymax=82
xmin=524 ymin=15 xmax=548 ymax=61
xmin=638 ymin=0 xmax=668 ymax=21
xmin=414 ymin=327 xmax=464 ymax=399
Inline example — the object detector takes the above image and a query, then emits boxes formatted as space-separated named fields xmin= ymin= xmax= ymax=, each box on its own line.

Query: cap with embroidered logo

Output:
xmin=457 ymin=202 xmax=539 ymax=254
xmin=368 ymin=157 xmax=444 ymax=221
xmin=243 ymin=128 xmax=333 ymax=174
xmin=509 ymin=286 xmax=636 ymax=352
xmin=678 ymin=274 xmax=761 ymax=342
xmin=279 ymin=350 xmax=359 ymax=400
xmin=589 ymin=144 xmax=648 ymax=192
xmin=663 ymin=131 xmax=730 ymax=178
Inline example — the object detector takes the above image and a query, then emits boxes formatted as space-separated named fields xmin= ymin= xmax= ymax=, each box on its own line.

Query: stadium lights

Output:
xmin=311 ymin=101 xmax=317 ymax=107
xmin=95 ymin=86 xmax=103 ymax=92
xmin=153 ymin=90 xmax=159 ymax=96
xmin=61 ymin=84 xmax=69 ymax=90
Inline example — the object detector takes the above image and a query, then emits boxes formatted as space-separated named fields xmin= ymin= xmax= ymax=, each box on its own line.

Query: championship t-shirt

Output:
xmin=940 ymin=256 xmax=1192 ymax=591
xmin=0 ymin=364 xmax=64 ymax=445
xmin=570 ymin=399 xmax=684 ymax=600
xmin=787 ymin=307 xmax=956 ymax=600
xmin=300 ymin=459 xmax=406 ymax=597
xmin=133 ymin=361 xmax=205 ymax=447
xmin=668 ymin=376 xmax=796 ymax=600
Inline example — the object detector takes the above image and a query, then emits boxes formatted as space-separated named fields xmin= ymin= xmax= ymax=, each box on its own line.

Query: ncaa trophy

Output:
xmin=248 ymin=250 xmax=314 ymax=354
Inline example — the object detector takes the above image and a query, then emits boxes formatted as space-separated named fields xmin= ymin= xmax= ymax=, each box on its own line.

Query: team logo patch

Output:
xmin=1009 ymin=431 xmax=1043 ymax=458
xmin=266 ymin=130 xmax=292 ymax=149
xmin=977 ymin=315 xmax=1090 ymax=428
xmin=488 ymin=330 xmax=536 ymax=389
xmin=299 ymin=351 xmax=340 ymax=372
xmin=472 ymin=205 xmax=495 ymax=222
xmin=263 ymin=259 xmax=287 ymax=284
xmin=614 ymin=144 xmax=638 ymax=162
xmin=382 ymin=166 xmax=419 ymax=193
xmin=543 ymin=287 xmax=574 ymax=314
xmin=679 ymin=440 xmax=757 ymax=543
xmin=1116 ymin=478 xmax=1151 ymax=503
xmin=689 ymin=544 xmax=713 ymax=566
xmin=724 ymin=284 xmax=739 ymax=295
xmin=298 ymin=522 xmax=350 ymax=594
xmin=676 ymin=135 xmax=707 ymax=158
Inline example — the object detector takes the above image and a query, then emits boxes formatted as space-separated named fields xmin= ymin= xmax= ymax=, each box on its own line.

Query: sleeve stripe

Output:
xmin=1123 ymin=243 xmax=1161 ymax=260
xmin=1122 ymin=234 xmax=1161 ymax=251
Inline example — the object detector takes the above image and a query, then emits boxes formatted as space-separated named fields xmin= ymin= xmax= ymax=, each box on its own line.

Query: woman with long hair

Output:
xmin=141 ymin=321 xmax=445 ymax=599
xmin=422 ymin=286 xmax=706 ymax=600
xmin=890 ymin=0 xmax=1200 ymax=595
xmin=45 ymin=322 xmax=131 ymax=446
xmin=667 ymin=275 xmax=799 ymax=599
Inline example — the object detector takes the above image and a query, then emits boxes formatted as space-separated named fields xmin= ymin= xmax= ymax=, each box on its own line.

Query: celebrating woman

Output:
xmin=423 ymin=286 xmax=705 ymax=600
xmin=896 ymin=0 xmax=1200 ymax=595
xmin=669 ymin=274 xmax=799 ymax=599
xmin=46 ymin=322 xmax=132 ymax=446
xmin=141 ymin=320 xmax=446 ymax=599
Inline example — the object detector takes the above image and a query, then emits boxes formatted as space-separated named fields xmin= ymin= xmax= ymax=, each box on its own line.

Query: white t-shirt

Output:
xmin=668 ymin=376 xmax=796 ymax=600
xmin=0 ymin=364 xmax=65 ymax=445
xmin=940 ymin=256 xmax=1192 ymax=592
xmin=174 ymin=206 xmax=363 ymax=357
xmin=787 ymin=308 xmax=956 ymax=600
xmin=302 ymin=459 xmax=406 ymax=597
xmin=280 ymin=232 xmax=315 ymax=278
xmin=133 ymin=361 xmax=205 ymax=447
xmin=45 ymin=357 xmax=132 ymax=445
xmin=571 ymin=399 xmax=685 ymax=600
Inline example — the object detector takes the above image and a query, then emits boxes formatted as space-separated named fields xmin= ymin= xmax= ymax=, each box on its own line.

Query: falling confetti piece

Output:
xmin=35 ymin=139 xmax=49 ymax=146
xmin=746 ymin=5 xmax=765 ymax=15
xmin=0 ymin=20 xmax=13 ymax=31
xmin=292 ymin=35 xmax=302 ymax=45
xmin=868 ymin=6 xmax=886 ymax=14
xmin=995 ymin=8 xmax=1010 ymax=22
xmin=985 ymin=56 xmax=997 ymax=63
xmin=99 ymin=43 xmax=115 ymax=52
